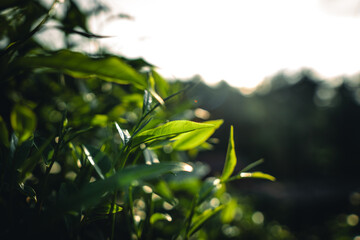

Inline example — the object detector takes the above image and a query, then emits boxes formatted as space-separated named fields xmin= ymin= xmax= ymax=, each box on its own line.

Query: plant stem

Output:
xmin=110 ymin=191 xmax=118 ymax=240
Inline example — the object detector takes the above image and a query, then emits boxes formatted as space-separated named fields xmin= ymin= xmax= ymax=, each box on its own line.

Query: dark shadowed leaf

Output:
xmin=0 ymin=115 xmax=9 ymax=147
xmin=59 ymin=162 xmax=193 ymax=212
xmin=188 ymin=205 xmax=224 ymax=237
xmin=17 ymin=50 xmax=147 ymax=89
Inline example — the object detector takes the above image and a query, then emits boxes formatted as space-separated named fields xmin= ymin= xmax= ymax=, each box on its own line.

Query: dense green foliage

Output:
xmin=0 ymin=1 xmax=277 ymax=239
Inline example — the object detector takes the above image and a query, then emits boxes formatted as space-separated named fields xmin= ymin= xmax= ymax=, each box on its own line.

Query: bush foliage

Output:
xmin=0 ymin=1 xmax=278 ymax=239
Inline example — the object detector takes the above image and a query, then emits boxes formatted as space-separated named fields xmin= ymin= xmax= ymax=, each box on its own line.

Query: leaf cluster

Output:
xmin=0 ymin=1 xmax=276 ymax=239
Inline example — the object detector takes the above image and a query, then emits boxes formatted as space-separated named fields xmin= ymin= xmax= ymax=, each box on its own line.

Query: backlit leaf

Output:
xmin=236 ymin=171 xmax=276 ymax=181
xmin=221 ymin=126 xmax=237 ymax=182
xmin=10 ymin=105 xmax=36 ymax=144
xmin=172 ymin=119 xmax=223 ymax=151
xmin=18 ymin=50 xmax=147 ymax=89
xmin=150 ymin=213 xmax=172 ymax=224
xmin=132 ymin=120 xmax=214 ymax=147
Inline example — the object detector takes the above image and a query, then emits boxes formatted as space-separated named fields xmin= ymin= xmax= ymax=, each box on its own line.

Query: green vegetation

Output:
xmin=0 ymin=1 xmax=277 ymax=239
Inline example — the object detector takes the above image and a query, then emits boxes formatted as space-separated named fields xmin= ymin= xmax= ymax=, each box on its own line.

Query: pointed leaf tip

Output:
xmin=221 ymin=126 xmax=237 ymax=181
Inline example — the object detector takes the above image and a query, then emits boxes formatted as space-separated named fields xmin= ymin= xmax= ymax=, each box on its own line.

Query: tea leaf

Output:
xmin=132 ymin=120 xmax=214 ymax=147
xmin=241 ymin=158 xmax=264 ymax=172
xmin=172 ymin=119 xmax=223 ymax=151
xmin=235 ymin=171 xmax=276 ymax=181
xmin=188 ymin=205 xmax=224 ymax=237
xmin=220 ymin=126 xmax=237 ymax=182
xmin=151 ymin=69 xmax=169 ymax=97
xmin=59 ymin=162 xmax=193 ymax=211
xmin=150 ymin=213 xmax=172 ymax=224
xmin=10 ymin=105 xmax=36 ymax=144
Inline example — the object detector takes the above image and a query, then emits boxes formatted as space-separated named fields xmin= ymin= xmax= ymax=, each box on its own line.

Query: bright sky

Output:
xmin=89 ymin=0 xmax=360 ymax=90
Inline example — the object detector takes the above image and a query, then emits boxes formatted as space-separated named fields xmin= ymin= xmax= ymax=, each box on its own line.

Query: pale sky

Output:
xmin=89 ymin=0 xmax=360 ymax=90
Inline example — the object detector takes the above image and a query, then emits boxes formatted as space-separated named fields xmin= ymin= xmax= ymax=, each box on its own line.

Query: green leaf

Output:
xmin=221 ymin=126 xmax=237 ymax=182
xmin=235 ymin=171 xmax=276 ymax=181
xmin=150 ymin=213 xmax=172 ymax=225
xmin=82 ymin=145 xmax=106 ymax=180
xmin=91 ymin=114 xmax=108 ymax=127
xmin=10 ymin=105 xmax=36 ymax=144
xmin=188 ymin=205 xmax=225 ymax=237
xmin=92 ymin=202 xmax=123 ymax=215
xmin=221 ymin=199 xmax=238 ymax=223
xmin=142 ymin=90 xmax=153 ymax=114
xmin=83 ymin=145 xmax=112 ymax=176
xmin=19 ymin=136 xmax=53 ymax=181
xmin=153 ymin=180 xmax=176 ymax=205
xmin=151 ymin=69 xmax=169 ymax=97
xmin=11 ymin=135 xmax=34 ymax=170
xmin=17 ymin=183 xmax=37 ymax=202
xmin=17 ymin=50 xmax=147 ymax=89
xmin=198 ymin=178 xmax=221 ymax=205
xmin=147 ymin=72 xmax=165 ymax=106
xmin=58 ymin=162 xmax=193 ymax=212
xmin=115 ymin=122 xmax=131 ymax=146
xmin=0 ymin=115 xmax=9 ymax=147
xmin=172 ymin=120 xmax=223 ymax=151
xmin=132 ymin=120 xmax=214 ymax=147
xmin=241 ymin=158 xmax=264 ymax=172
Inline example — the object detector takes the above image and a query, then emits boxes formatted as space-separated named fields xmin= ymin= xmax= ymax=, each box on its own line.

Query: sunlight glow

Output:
xmin=91 ymin=0 xmax=360 ymax=90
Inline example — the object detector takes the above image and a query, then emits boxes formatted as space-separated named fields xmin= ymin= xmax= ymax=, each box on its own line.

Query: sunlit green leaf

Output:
xmin=172 ymin=119 xmax=223 ymax=151
xmin=151 ymin=69 xmax=169 ymax=97
xmin=221 ymin=199 xmax=238 ymax=223
xmin=10 ymin=105 xmax=36 ymax=144
xmin=17 ymin=50 xmax=147 ymax=89
xmin=92 ymin=202 xmax=123 ymax=215
xmin=91 ymin=114 xmax=108 ymax=127
xmin=235 ymin=171 xmax=276 ymax=181
xmin=0 ymin=115 xmax=9 ymax=147
xmin=221 ymin=126 xmax=237 ymax=182
xmin=150 ymin=213 xmax=172 ymax=225
xmin=132 ymin=120 xmax=214 ymax=147
xmin=115 ymin=122 xmax=131 ymax=146
xmin=188 ymin=205 xmax=225 ymax=237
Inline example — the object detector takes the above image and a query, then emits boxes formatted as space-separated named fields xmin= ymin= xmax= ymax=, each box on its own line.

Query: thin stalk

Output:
xmin=184 ymin=194 xmax=198 ymax=239
xmin=36 ymin=113 xmax=66 ymax=213
xmin=110 ymin=191 xmax=118 ymax=240
xmin=132 ymin=84 xmax=194 ymax=134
